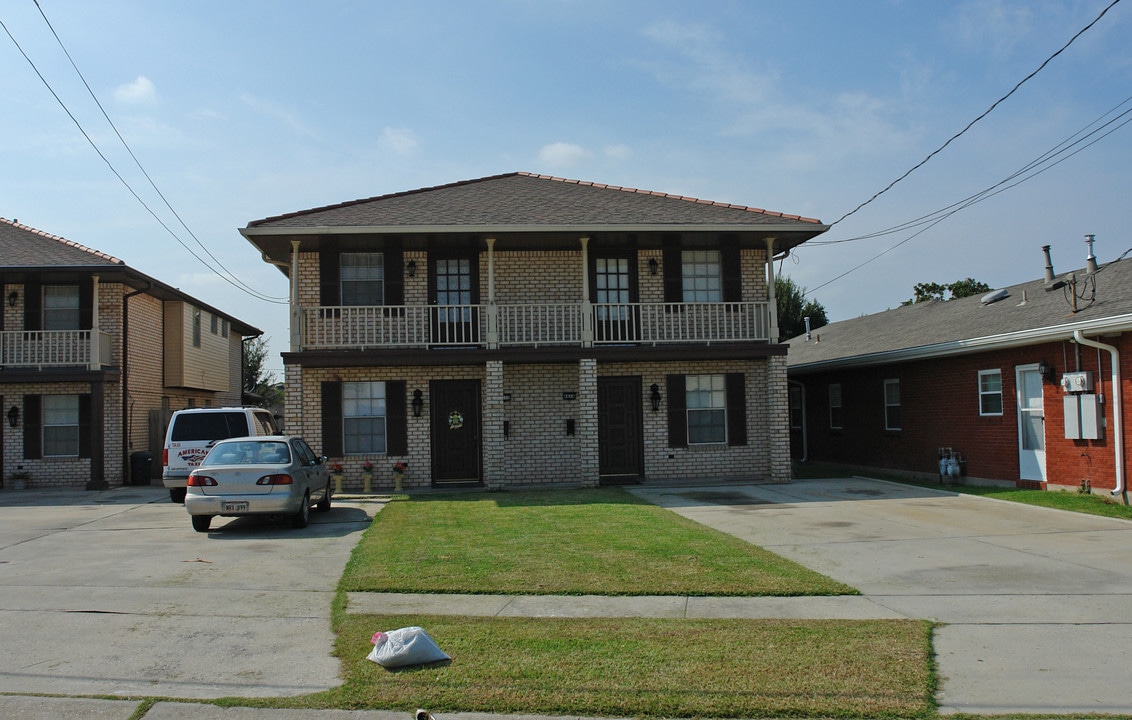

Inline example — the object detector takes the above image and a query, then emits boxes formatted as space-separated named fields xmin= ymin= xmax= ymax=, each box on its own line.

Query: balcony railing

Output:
xmin=0 ymin=330 xmax=113 ymax=370
xmin=300 ymin=302 xmax=769 ymax=350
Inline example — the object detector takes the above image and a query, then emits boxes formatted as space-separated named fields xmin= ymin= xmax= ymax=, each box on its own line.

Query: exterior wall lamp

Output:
xmin=7 ymin=290 xmax=17 ymax=308
xmin=648 ymin=257 xmax=659 ymax=276
xmin=406 ymin=260 xmax=417 ymax=278
xmin=650 ymin=383 xmax=662 ymax=412
xmin=412 ymin=389 xmax=424 ymax=417
xmin=1037 ymin=359 xmax=1055 ymax=383
xmin=7 ymin=405 xmax=19 ymax=428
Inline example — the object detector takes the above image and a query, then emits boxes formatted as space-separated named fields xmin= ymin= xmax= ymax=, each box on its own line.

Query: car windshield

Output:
xmin=202 ymin=441 xmax=291 ymax=466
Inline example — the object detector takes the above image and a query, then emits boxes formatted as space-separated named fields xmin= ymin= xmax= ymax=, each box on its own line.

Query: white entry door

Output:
xmin=1016 ymin=365 xmax=1046 ymax=481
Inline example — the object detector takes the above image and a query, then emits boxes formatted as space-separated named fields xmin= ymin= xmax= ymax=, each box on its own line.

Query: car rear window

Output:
xmin=171 ymin=412 xmax=251 ymax=442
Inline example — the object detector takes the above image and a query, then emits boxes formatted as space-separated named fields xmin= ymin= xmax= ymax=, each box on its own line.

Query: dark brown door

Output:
xmin=598 ymin=377 xmax=643 ymax=481
xmin=430 ymin=380 xmax=482 ymax=484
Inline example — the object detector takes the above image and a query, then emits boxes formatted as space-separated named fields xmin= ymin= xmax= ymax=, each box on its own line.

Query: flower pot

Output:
xmin=362 ymin=473 xmax=373 ymax=493
xmin=392 ymin=470 xmax=404 ymax=492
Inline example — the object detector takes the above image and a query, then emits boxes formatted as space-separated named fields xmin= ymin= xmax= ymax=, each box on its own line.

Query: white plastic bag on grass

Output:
xmin=367 ymin=626 xmax=450 ymax=668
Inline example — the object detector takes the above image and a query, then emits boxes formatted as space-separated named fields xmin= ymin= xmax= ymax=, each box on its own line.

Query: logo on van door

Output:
xmin=177 ymin=448 xmax=209 ymax=467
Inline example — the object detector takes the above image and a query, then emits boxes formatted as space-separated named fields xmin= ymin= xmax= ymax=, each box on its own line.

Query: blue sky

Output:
xmin=3 ymin=0 xmax=1130 ymax=377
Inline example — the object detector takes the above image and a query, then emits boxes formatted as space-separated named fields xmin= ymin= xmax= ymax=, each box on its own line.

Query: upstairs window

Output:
xmin=192 ymin=308 xmax=202 ymax=347
xmin=341 ymin=253 xmax=384 ymax=306
xmin=42 ymin=285 xmax=80 ymax=330
xmin=681 ymin=250 xmax=721 ymax=303
xmin=884 ymin=379 xmax=901 ymax=431
xmin=979 ymin=369 xmax=1003 ymax=416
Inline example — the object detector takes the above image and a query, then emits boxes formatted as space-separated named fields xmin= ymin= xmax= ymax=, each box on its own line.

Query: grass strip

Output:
xmin=309 ymin=613 xmax=935 ymax=718
xmin=340 ymin=487 xmax=855 ymax=596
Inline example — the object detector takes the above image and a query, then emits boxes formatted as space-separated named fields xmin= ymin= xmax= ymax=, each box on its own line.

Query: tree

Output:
xmin=776 ymin=276 xmax=828 ymax=342
xmin=903 ymin=278 xmax=992 ymax=305
xmin=243 ymin=336 xmax=282 ymax=408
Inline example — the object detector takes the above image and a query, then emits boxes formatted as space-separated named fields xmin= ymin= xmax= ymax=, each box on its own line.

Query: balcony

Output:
xmin=300 ymin=302 xmax=770 ymax=350
xmin=0 ymin=330 xmax=114 ymax=370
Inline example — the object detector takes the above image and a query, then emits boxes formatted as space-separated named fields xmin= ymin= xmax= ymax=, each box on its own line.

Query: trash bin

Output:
xmin=130 ymin=451 xmax=153 ymax=486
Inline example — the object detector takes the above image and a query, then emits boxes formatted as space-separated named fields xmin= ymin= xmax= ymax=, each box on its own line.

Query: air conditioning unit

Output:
xmin=1060 ymin=371 xmax=1093 ymax=393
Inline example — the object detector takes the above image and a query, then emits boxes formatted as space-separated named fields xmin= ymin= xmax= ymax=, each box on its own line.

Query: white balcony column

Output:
xmin=486 ymin=237 xmax=499 ymax=349
xmin=580 ymin=236 xmax=593 ymax=347
xmin=290 ymin=240 xmax=302 ymax=352
xmin=89 ymin=274 xmax=100 ymax=369
xmin=766 ymin=237 xmax=779 ymax=343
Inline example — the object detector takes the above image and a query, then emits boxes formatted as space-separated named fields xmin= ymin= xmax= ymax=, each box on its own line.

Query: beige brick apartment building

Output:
xmin=240 ymin=173 xmax=828 ymax=490
xmin=1 ymin=218 xmax=260 ymax=490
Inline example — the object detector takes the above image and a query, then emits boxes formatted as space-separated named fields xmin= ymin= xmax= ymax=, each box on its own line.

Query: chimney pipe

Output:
xmin=1042 ymin=245 xmax=1056 ymax=283
xmin=1085 ymin=234 xmax=1098 ymax=275
xmin=804 ymin=316 xmax=812 ymax=341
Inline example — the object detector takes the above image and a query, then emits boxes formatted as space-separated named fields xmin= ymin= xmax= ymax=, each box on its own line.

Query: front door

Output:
xmin=598 ymin=377 xmax=643 ymax=482
xmin=430 ymin=380 xmax=482 ymax=484
xmin=1016 ymin=365 xmax=1046 ymax=481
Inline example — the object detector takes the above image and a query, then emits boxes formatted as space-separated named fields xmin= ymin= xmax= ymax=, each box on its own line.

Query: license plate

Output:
xmin=222 ymin=501 xmax=249 ymax=513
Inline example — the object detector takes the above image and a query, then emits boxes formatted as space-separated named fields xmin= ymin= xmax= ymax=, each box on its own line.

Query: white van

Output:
xmin=162 ymin=407 xmax=279 ymax=502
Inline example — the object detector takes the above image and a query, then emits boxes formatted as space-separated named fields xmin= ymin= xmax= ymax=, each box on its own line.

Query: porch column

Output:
xmin=485 ymin=237 xmax=499 ymax=349
xmin=578 ymin=358 xmax=599 ymax=487
xmin=580 ymin=236 xmax=593 ymax=347
xmin=483 ymin=360 xmax=505 ymax=489
xmin=89 ymin=274 xmax=100 ymax=370
xmin=765 ymin=238 xmax=779 ymax=343
xmin=289 ymin=241 xmax=302 ymax=352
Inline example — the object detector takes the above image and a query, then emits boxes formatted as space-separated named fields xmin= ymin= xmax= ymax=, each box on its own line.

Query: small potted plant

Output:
xmin=7 ymin=469 xmax=30 ymax=491
xmin=329 ymin=462 xmax=344 ymax=494
xmin=392 ymin=461 xmax=408 ymax=492
xmin=361 ymin=460 xmax=375 ymax=493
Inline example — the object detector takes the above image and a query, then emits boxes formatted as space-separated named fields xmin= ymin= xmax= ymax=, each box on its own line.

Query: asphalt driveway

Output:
xmin=630 ymin=478 xmax=1132 ymax=715
xmin=0 ymin=485 xmax=377 ymax=698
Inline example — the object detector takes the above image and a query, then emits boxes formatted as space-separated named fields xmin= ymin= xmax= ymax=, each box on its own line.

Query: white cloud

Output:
xmin=380 ymin=127 xmax=420 ymax=155
xmin=538 ymin=142 xmax=591 ymax=167
xmin=604 ymin=144 xmax=630 ymax=159
xmin=240 ymin=94 xmax=315 ymax=137
xmin=114 ymin=75 xmax=157 ymax=104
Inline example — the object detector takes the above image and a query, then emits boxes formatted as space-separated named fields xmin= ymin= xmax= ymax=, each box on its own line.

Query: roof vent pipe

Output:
xmin=1042 ymin=245 xmax=1056 ymax=283
xmin=804 ymin=316 xmax=812 ymax=342
xmin=1085 ymin=234 xmax=1099 ymax=275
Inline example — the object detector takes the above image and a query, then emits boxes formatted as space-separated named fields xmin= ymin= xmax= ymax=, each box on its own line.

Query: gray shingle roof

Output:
xmin=787 ymin=256 xmax=1132 ymax=372
xmin=246 ymin=172 xmax=825 ymax=230
xmin=0 ymin=217 xmax=124 ymax=268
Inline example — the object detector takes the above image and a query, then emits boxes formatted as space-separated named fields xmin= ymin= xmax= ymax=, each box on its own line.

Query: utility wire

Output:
xmin=2 ymin=10 xmax=286 ymax=304
xmin=828 ymin=0 xmax=1123 ymax=228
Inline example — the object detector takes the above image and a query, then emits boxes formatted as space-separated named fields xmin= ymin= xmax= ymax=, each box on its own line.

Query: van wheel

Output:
xmin=170 ymin=487 xmax=186 ymax=504
xmin=291 ymin=491 xmax=310 ymax=529
xmin=191 ymin=515 xmax=212 ymax=532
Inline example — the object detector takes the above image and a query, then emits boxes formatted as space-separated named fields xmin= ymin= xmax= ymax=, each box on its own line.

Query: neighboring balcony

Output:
xmin=0 ymin=330 xmax=114 ymax=370
xmin=300 ymin=302 xmax=770 ymax=350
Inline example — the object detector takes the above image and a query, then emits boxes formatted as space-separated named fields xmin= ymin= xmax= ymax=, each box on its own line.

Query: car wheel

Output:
xmin=315 ymin=480 xmax=332 ymax=513
xmin=191 ymin=515 xmax=212 ymax=533
xmin=170 ymin=487 xmax=186 ymax=504
xmin=291 ymin=491 xmax=310 ymax=529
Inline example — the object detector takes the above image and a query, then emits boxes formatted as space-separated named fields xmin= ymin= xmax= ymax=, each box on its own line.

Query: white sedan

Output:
xmin=185 ymin=435 xmax=332 ymax=532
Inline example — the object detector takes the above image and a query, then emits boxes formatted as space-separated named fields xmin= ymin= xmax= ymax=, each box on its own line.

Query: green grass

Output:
xmin=340 ymin=487 xmax=855 ymax=596
xmin=794 ymin=461 xmax=1132 ymax=521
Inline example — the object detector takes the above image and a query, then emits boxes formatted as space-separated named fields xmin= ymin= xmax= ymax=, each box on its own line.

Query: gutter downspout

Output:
xmin=1073 ymin=330 xmax=1127 ymax=503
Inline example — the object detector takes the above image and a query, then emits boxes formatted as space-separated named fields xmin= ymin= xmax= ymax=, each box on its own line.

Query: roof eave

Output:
xmin=240 ymin=222 xmax=829 ymax=237
xmin=788 ymin=313 xmax=1132 ymax=374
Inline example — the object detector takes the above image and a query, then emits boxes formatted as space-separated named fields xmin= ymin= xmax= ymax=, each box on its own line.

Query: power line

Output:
xmin=828 ymin=0 xmax=1123 ymax=228
xmin=1 ymin=10 xmax=286 ymax=304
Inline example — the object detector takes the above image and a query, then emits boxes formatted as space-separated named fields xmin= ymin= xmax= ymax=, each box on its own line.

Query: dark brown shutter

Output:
xmin=321 ymin=381 xmax=343 ymax=457
xmin=726 ymin=373 xmax=747 ymax=446
xmin=666 ymin=374 xmax=687 ymax=448
xmin=79 ymin=277 xmax=94 ymax=329
xmin=662 ymin=247 xmax=682 ymax=304
xmin=320 ymin=251 xmax=340 ymax=307
xmin=721 ymin=245 xmax=742 ymax=303
xmin=384 ymin=250 xmax=404 ymax=306
xmin=24 ymin=395 xmax=41 ymax=459
xmin=78 ymin=394 xmax=92 ymax=458
xmin=24 ymin=278 xmax=41 ymax=330
xmin=386 ymin=381 xmax=407 ymax=456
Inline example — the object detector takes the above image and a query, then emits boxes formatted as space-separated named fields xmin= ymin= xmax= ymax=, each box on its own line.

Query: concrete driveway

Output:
xmin=0 ymin=485 xmax=377 ymax=698
xmin=630 ymin=478 xmax=1132 ymax=715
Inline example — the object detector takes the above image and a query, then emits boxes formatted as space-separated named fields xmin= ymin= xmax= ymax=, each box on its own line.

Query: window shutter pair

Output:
xmin=22 ymin=394 xmax=92 ymax=459
xmin=320 ymin=381 xmax=408 ymax=458
xmin=664 ymin=373 xmax=747 ymax=448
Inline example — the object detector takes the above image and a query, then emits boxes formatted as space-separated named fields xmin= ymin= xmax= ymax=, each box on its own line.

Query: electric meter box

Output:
xmin=1060 ymin=371 xmax=1094 ymax=393
xmin=1064 ymin=394 xmax=1103 ymax=440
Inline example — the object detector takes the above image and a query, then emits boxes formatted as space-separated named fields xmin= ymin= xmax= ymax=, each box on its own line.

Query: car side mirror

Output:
xmin=318 ymin=456 xmax=328 ymax=465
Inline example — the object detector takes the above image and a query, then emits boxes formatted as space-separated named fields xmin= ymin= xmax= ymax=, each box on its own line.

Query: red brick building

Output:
xmin=787 ymin=246 xmax=1132 ymax=500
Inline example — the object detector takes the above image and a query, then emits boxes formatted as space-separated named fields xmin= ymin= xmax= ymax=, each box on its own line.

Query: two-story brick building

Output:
xmin=1 ymin=217 xmax=261 ymax=490
xmin=240 ymin=172 xmax=828 ymax=489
